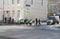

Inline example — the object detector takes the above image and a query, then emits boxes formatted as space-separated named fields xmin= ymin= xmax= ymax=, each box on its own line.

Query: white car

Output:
xmin=47 ymin=16 xmax=59 ymax=25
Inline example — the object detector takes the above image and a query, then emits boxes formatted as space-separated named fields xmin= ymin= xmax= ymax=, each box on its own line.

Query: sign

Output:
xmin=26 ymin=4 xmax=30 ymax=7
xmin=26 ymin=0 xmax=31 ymax=5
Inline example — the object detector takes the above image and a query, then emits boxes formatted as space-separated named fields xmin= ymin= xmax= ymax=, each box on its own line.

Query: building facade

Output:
xmin=0 ymin=0 xmax=3 ymax=21
xmin=3 ymin=0 xmax=25 ymax=22
xmin=24 ymin=0 xmax=48 ymax=20
xmin=0 ymin=0 xmax=48 ymax=22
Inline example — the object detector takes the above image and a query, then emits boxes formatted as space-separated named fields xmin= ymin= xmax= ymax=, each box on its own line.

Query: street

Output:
xmin=0 ymin=25 xmax=60 ymax=39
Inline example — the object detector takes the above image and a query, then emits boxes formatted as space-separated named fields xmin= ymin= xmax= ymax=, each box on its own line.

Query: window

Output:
xmin=4 ymin=0 xmax=6 ymax=4
xmin=41 ymin=0 xmax=43 ymax=6
xmin=25 ymin=8 xmax=30 ymax=15
xmin=7 ymin=0 xmax=9 ymax=5
xmin=12 ymin=0 xmax=14 ymax=4
xmin=17 ymin=0 xmax=20 ymax=4
xmin=26 ymin=0 xmax=30 ymax=3
xmin=4 ymin=0 xmax=8 ymax=4
xmin=3 ymin=11 xmax=5 ymax=17
xmin=31 ymin=0 xmax=33 ymax=5
xmin=17 ymin=10 xmax=20 ymax=18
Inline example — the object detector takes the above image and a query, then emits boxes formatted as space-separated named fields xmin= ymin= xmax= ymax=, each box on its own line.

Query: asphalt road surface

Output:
xmin=0 ymin=25 xmax=60 ymax=39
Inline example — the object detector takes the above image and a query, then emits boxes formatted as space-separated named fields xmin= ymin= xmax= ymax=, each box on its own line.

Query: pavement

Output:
xmin=0 ymin=24 xmax=60 ymax=39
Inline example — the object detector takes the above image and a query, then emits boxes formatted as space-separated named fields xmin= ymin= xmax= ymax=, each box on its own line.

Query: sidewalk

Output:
xmin=0 ymin=22 xmax=60 ymax=32
xmin=0 ymin=22 xmax=47 ymax=31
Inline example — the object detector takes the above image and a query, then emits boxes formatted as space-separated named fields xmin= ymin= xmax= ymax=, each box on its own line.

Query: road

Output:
xmin=0 ymin=25 xmax=60 ymax=39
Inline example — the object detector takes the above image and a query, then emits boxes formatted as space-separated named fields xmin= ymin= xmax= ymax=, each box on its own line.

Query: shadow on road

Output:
xmin=0 ymin=36 xmax=16 ymax=39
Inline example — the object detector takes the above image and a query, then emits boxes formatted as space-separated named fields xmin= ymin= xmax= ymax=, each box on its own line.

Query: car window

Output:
xmin=48 ymin=17 xmax=55 ymax=20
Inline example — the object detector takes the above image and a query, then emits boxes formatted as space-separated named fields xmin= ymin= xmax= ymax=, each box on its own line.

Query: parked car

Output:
xmin=47 ymin=16 xmax=59 ymax=25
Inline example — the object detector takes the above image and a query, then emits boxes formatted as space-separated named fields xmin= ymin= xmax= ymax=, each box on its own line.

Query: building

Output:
xmin=2 ymin=0 xmax=25 ymax=22
xmin=0 ymin=7 xmax=2 ymax=21
xmin=48 ymin=0 xmax=60 ymax=16
xmin=0 ymin=0 xmax=3 ymax=21
xmin=0 ymin=0 xmax=48 ymax=22
xmin=24 ymin=0 xmax=48 ymax=20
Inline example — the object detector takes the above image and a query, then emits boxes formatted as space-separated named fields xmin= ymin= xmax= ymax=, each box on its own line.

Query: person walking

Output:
xmin=36 ymin=18 xmax=38 ymax=26
xmin=38 ymin=19 xmax=41 ymax=25
xmin=8 ymin=17 xmax=11 ymax=24
xmin=5 ymin=17 xmax=7 ymax=23
xmin=11 ymin=18 xmax=14 ymax=24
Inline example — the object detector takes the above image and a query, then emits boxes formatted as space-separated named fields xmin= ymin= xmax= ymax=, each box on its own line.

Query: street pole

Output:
xmin=3 ymin=0 xmax=4 ymax=23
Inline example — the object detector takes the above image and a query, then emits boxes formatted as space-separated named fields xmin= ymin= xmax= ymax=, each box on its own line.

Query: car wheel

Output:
xmin=47 ymin=22 xmax=50 ymax=25
xmin=57 ymin=22 xmax=59 ymax=24
xmin=52 ymin=22 xmax=55 ymax=25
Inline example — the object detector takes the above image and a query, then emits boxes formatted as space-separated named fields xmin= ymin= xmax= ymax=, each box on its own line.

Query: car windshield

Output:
xmin=48 ymin=16 xmax=55 ymax=20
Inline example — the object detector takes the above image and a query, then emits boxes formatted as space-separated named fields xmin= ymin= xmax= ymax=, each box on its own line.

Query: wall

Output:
xmin=4 ymin=0 xmax=25 ymax=21
xmin=0 ymin=0 xmax=3 ymax=21
xmin=24 ymin=0 xmax=48 ymax=20
xmin=0 ymin=0 xmax=48 ymax=21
